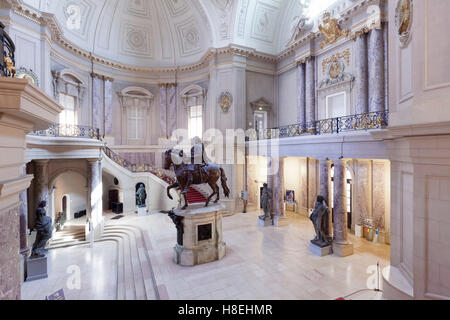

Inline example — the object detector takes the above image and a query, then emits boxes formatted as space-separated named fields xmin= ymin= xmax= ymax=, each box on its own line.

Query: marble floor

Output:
xmin=22 ymin=210 xmax=390 ymax=300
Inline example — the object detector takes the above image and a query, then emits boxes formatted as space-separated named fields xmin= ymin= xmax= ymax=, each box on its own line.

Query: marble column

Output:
xmin=319 ymin=159 xmax=332 ymax=238
xmin=368 ymin=28 xmax=385 ymax=113
xmin=167 ymin=84 xmax=177 ymax=138
xmin=88 ymin=159 xmax=103 ymax=240
xmin=159 ymin=84 xmax=168 ymax=138
xmin=273 ymin=157 xmax=288 ymax=227
xmin=305 ymin=57 xmax=316 ymax=127
xmin=19 ymin=166 xmax=29 ymax=256
xmin=332 ymin=159 xmax=353 ymax=257
xmin=297 ymin=63 xmax=306 ymax=130
xmin=355 ymin=33 xmax=368 ymax=114
xmin=34 ymin=160 xmax=49 ymax=212
xmin=104 ymin=78 xmax=114 ymax=138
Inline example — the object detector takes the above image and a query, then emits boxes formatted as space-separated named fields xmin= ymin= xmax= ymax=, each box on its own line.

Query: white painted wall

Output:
xmin=53 ymin=171 xmax=87 ymax=221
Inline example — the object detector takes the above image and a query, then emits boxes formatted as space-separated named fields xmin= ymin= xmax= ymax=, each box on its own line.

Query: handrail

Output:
xmin=1 ymin=22 xmax=16 ymax=77
xmin=247 ymin=110 xmax=389 ymax=141
xmin=30 ymin=124 xmax=102 ymax=140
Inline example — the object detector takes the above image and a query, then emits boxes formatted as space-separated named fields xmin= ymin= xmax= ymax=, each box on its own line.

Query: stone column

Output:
xmin=305 ymin=57 xmax=316 ymax=127
xmin=159 ymin=84 xmax=168 ymax=139
xmin=368 ymin=28 xmax=385 ymax=113
xmin=167 ymin=84 xmax=177 ymax=138
xmin=355 ymin=33 xmax=369 ymax=114
xmin=34 ymin=160 xmax=49 ymax=213
xmin=273 ymin=157 xmax=288 ymax=227
xmin=19 ymin=166 xmax=29 ymax=256
xmin=88 ymin=159 xmax=103 ymax=241
xmin=332 ymin=159 xmax=353 ymax=257
xmin=319 ymin=159 xmax=332 ymax=238
xmin=297 ymin=63 xmax=306 ymax=130
xmin=92 ymin=75 xmax=104 ymax=134
xmin=104 ymin=77 xmax=114 ymax=140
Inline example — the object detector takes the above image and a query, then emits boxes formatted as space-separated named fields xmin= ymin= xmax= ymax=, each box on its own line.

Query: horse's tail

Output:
xmin=220 ymin=167 xmax=230 ymax=198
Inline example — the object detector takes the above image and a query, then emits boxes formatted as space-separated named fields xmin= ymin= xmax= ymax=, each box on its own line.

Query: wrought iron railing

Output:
xmin=30 ymin=124 xmax=101 ymax=140
xmin=103 ymin=146 xmax=176 ymax=184
xmin=247 ymin=110 xmax=389 ymax=141
xmin=1 ymin=22 xmax=16 ymax=77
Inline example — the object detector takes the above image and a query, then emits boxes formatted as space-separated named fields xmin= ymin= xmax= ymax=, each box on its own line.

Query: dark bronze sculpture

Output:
xmin=136 ymin=184 xmax=147 ymax=208
xmin=31 ymin=201 xmax=52 ymax=258
xmin=162 ymin=209 xmax=184 ymax=246
xmin=310 ymin=196 xmax=331 ymax=248
xmin=259 ymin=183 xmax=273 ymax=222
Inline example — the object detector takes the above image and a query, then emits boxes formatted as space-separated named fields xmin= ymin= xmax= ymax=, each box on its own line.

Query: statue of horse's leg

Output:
xmin=205 ymin=180 xmax=217 ymax=207
xmin=214 ymin=184 xmax=220 ymax=203
xmin=167 ymin=182 xmax=178 ymax=200
xmin=182 ymin=193 xmax=188 ymax=210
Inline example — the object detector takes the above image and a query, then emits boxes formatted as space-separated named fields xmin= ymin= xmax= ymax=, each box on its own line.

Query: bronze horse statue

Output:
xmin=164 ymin=149 xmax=230 ymax=210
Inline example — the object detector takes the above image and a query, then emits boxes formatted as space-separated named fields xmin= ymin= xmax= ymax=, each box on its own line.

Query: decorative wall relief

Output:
xmin=320 ymin=49 xmax=354 ymax=88
xmin=219 ymin=92 xmax=233 ymax=113
xmin=16 ymin=67 xmax=39 ymax=86
xmin=318 ymin=12 xmax=349 ymax=49
xmin=395 ymin=0 xmax=413 ymax=47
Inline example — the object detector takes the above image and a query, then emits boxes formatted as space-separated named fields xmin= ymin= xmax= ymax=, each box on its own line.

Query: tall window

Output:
xmin=127 ymin=98 xmax=146 ymax=141
xmin=189 ymin=105 xmax=203 ymax=139
xmin=59 ymin=93 xmax=76 ymax=126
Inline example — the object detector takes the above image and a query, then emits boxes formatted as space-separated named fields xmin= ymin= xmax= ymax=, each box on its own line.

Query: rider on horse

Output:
xmin=182 ymin=136 xmax=209 ymax=194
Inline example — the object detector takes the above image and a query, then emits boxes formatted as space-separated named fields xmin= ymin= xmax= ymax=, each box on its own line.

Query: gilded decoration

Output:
xmin=16 ymin=67 xmax=39 ymax=86
xmin=320 ymin=49 xmax=353 ymax=88
xmin=3 ymin=53 xmax=17 ymax=77
xmin=219 ymin=92 xmax=233 ymax=113
xmin=318 ymin=12 xmax=349 ymax=49
xmin=395 ymin=0 xmax=413 ymax=47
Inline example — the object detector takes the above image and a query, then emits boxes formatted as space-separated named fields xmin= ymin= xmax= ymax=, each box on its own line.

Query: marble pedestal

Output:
xmin=258 ymin=218 xmax=273 ymax=227
xmin=138 ymin=207 xmax=148 ymax=216
xmin=309 ymin=243 xmax=333 ymax=257
xmin=173 ymin=204 xmax=226 ymax=266
xmin=332 ymin=242 xmax=354 ymax=257
xmin=25 ymin=255 xmax=48 ymax=282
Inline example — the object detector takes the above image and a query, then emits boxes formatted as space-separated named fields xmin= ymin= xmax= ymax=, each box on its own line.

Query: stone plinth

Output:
xmin=138 ymin=207 xmax=147 ymax=216
xmin=332 ymin=242 xmax=354 ymax=257
xmin=258 ymin=217 xmax=273 ymax=227
xmin=25 ymin=255 xmax=48 ymax=282
xmin=173 ymin=204 xmax=226 ymax=266
xmin=310 ymin=243 xmax=333 ymax=257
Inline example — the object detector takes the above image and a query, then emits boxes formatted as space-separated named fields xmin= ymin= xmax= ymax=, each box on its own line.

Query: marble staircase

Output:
xmin=47 ymin=226 xmax=87 ymax=250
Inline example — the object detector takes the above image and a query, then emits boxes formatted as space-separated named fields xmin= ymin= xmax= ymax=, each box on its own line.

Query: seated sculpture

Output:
xmin=259 ymin=183 xmax=273 ymax=221
xmin=30 ymin=201 xmax=52 ymax=258
xmin=309 ymin=196 xmax=331 ymax=248
xmin=136 ymin=184 xmax=147 ymax=208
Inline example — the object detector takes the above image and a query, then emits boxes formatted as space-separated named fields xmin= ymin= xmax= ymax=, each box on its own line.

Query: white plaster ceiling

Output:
xmin=22 ymin=0 xmax=355 ymax=66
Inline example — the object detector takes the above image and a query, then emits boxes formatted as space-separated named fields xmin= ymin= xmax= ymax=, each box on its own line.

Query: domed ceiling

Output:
xmin=41 ymin=0 xmax=216 ymax=67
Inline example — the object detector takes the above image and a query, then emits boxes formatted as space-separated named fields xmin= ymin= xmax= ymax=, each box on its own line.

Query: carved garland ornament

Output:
xmin=318 ymin=12 xmax=349 ymax=49
xmin=219 ymin=92 xmax=233 ymax=113
xmin=395 ymin=0 xmax=413 ymax=47
xmin=16 ymin=67 xmax=39 ymax=86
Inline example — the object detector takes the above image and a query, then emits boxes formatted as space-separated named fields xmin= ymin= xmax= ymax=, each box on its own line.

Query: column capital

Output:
xmin=87 ymin=157 xmax=102 ymax=164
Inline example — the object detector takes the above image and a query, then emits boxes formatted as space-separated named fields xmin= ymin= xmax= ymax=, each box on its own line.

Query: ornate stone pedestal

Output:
xmin=310 ymin=243 xmax=333 ymax=257
xmin=25 ymin=255 xmax=48 ymax=282
xmin=138 ymin=207 xmax=147 ymax=216
xmin=173 ymin=204 xmax=226 ymax=266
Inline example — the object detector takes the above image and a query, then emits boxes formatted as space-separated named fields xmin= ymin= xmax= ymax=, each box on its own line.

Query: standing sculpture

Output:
xmin=164 ymin=140 xmax=230 ymax=210
xmin=30 ymin=201 xmax=52 ymax=258
xmin=136 ymin=184 xmax=147 ymax=208
xmin=309 ymin=196 xmax=331 ymax=248
xmin=162 ymin=209 xmax=184 ymax=246
xmin=259 ymin=183 xmax=273 ymax=222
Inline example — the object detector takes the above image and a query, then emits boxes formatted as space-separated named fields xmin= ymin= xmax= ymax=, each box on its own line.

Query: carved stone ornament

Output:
xmin=219 ymin=92 xmax=233 ymax=113
xmin=318 ymin=12 xmax=349 ymax=49
xmin=16 ymin=67 xmax=39 ymax=86
xmin=319 ymin=53 xmax=354 ymax=89
xmin=395 ymin=0 xmax=413 ymax=47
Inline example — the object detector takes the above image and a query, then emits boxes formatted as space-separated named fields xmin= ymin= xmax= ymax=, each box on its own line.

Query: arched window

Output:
xmin=118 ymin=87 xmax=154 ymax=145
xmin=181 ymin=85 xmax=206 ymax=140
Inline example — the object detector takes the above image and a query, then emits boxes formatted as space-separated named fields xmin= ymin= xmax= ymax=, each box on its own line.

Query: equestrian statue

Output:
xmin=164 ymin=137 xmax=230 ymax=210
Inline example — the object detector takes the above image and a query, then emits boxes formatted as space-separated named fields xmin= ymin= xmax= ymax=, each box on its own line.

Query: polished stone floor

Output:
xmin=22 ymin=210 xmax=390 ymax=300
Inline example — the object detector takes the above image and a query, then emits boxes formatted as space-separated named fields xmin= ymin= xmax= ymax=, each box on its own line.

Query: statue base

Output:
xmin=309 ymin=243 xmax=333 ymax=257
xmin=332 ymin=241 xmax=354 ymax=257
xmin=173 ymin=204 xmax=226 ymax=266
xmin=258 ymin=217 xmax=273 ymax=227
xmin=25 ymin=254 xmax=48 ymax=282
xmin=138 ymin=207 xmax=148 ymax=216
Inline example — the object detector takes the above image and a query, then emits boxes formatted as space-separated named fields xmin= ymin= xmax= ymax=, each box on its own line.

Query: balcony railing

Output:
xmin=30 ymin=124 xmax=102 ymax=140
xmin=1 ymin=22 xmax=16 ymax=77
xmin=103 ymin=146 xmax=176 ymax=184
xmin=247 ymin=110 xmax=389 ymax=141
